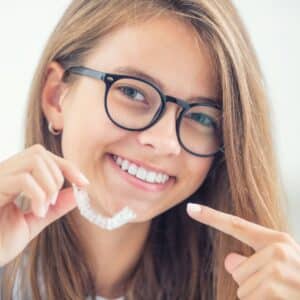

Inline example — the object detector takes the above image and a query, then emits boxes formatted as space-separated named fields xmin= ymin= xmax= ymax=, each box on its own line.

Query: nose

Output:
xmin=136 ymin=104 xmax=182 ymax=156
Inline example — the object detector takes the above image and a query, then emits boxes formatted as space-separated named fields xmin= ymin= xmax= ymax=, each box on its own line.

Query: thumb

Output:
xmin=25 ymin=187 xmax=78 ymax=239
xmin=224 ymin=252 xmax=248 ymax=274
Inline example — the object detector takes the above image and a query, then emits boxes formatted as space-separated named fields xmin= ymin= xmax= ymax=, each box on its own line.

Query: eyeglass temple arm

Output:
xmin=63 ymin=66 xmax=106 ymax=81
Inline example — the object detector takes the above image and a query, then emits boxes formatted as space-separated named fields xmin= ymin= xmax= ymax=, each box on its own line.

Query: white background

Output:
xmin=0 ymin=1 xmax=299 ymax=238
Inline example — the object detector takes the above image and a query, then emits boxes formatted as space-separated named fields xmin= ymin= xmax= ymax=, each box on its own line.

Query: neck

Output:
xmin=71 ymin=208 xmax=151 ymax=298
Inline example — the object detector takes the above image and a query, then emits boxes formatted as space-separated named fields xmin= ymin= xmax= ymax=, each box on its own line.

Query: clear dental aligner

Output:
xmin=71 ymin=183 xmax=137 ymax=230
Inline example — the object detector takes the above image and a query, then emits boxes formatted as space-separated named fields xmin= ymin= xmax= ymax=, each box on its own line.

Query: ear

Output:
xmin=41 ymin=61 xmax=69 ymax=131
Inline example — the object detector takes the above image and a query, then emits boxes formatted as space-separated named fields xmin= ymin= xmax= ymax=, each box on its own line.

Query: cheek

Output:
xmin=61 ymin=90 xmax=125 ymax=164
xmin=176 ymin=158 xmax=213 ymax=200
xmin=190 ymin=158 xmax=213 ymax=185
xmin=149 ymin=158 xmax=214 ymax=218
xmin=193 ymin=159 xmax=213 ymax=182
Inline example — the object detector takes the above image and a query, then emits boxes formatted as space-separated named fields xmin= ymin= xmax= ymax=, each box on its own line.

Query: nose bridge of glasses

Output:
xmin=165 ymin=95 xmax=190 ymax=111
xmin=152 ymin=95 xmax=186 ymax=125
xmin=150 ymin=95 xmax=188 ymax=126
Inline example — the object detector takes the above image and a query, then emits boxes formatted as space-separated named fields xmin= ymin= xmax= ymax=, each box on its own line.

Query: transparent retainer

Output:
xmin=71 ymin=183 xmax=137 ymax=230
xmin=14 ymin=183 xmax=137 ymax=230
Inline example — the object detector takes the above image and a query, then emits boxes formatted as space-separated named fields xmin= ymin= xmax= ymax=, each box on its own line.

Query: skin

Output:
xmin=42 ymin=16 xmax=218 ymax=297
xmin=187 ymin=203 xmax=300 ymax=299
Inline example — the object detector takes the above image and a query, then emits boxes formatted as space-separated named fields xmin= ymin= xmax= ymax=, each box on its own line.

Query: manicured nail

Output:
xmin=38 ymin=204 xmax=48 ymax=218
xmin=49 ymin=191 xmax=59 ymax=205
xmin=187 ymin=203 xmax=202 ymax=213
xmin=78 ymin=172 xmax=90 ymax=185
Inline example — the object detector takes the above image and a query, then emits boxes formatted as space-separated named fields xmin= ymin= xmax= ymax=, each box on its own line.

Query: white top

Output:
xmin=0 ymin=255 xmax=126 ymax=300
xmin=87 ymin=296 xmax=125 ymax=300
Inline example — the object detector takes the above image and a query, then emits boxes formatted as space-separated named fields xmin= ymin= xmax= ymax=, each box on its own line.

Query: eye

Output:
xmin=187 ymin=112 xmax=217 ymax=128
xmin=119 ymin=86 xmax=145 ymax=102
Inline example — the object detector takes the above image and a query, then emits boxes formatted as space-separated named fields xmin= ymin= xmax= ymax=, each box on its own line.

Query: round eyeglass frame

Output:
xmin=63 ymin=65 xmax=225 ymax=157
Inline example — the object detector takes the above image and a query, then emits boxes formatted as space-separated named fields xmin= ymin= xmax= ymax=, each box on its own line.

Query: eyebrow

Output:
xmin=112 ymin=66 xmax=219 ymax=104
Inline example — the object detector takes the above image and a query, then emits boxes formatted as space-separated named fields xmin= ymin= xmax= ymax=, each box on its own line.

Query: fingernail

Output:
xmin=38 ymin=204 xmax=48 ymax=218
xmin=187 ymin=203 xmax=202 ymax=213
xmin=78 ymin=173 xmax=90 ymax=185
xmin=49 ymin=191 xmax=59 ymax=205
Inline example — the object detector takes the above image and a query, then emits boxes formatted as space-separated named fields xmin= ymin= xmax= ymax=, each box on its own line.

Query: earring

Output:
xmin=48 ymin=122 xmax=62 ymax=135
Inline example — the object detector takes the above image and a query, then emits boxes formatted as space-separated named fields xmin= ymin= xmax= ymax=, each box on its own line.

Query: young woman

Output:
xmin=1 ymin=0 xmax=300 ymax=299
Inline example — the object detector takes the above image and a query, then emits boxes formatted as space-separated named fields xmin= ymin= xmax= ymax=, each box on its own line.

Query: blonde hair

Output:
xmin=1 ymin=1 xmax=288 ymax=299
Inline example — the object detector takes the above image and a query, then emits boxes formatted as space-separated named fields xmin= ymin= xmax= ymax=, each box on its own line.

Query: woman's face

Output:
xmin=59 ymin=15 xmax=218 ymax=222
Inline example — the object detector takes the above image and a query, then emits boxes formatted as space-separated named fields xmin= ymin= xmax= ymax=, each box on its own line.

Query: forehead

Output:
xmin=85 ymin=15 xmax=218 ymax=100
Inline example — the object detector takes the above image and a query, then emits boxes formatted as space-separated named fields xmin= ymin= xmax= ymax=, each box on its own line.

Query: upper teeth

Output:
xmin=112 ymin=155 xmax=170 ymax=184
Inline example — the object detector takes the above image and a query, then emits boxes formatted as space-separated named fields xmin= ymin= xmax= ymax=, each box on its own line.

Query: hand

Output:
xmin=186 ymin=203 xmax=300 ymax=299
xmin=0 ymin=144 xmax=89 ymax=267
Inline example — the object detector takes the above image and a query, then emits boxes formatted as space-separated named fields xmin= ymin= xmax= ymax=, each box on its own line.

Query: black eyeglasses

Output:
xmin=63 ymin=66 xmax=224 ymax=157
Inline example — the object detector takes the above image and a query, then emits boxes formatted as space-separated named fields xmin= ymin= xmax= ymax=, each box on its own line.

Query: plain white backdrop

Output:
xmin=0 ymin=1 xmax=299 ymax=237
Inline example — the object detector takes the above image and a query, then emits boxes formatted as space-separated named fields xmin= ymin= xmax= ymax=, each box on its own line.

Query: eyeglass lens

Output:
xmin=106 ymin=77 xmax=222 ymax=156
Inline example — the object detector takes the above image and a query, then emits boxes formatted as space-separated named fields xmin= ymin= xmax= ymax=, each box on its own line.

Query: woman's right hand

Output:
xmin=0 ymin=144 xmax=89 ymax=267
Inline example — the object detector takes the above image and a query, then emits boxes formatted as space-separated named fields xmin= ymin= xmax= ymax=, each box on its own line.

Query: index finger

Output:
xmin=187 ymin=203 xmax=278 ymax=251
xmin=46 ymin=150 xmax=89 ymax=186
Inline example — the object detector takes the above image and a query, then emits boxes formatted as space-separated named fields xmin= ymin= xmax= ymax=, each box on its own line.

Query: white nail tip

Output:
xmin=187 ymin=203 xmax=202 ymax=213
xmin=50 ymin=191 xmax=59 ymax=205
xmin=39 ymin=204 xmax=48 ymax=218
xmin=71 ymin=183 xmax=137 ymax=230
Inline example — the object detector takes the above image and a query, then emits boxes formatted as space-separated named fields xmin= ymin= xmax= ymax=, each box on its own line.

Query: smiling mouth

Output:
xmin=107 ymin=153 xmax=176 ymax=192
xmin=110 ymin=153 xmax=174 ymax=182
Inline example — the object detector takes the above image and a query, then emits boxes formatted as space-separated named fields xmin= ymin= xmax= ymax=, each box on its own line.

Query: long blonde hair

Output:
xmin=1 ymin=1 xmax=288 ymax=299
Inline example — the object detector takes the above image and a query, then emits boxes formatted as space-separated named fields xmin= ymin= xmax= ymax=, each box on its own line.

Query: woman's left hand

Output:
xmin=186 ymin=203 xmax=300 ymax=299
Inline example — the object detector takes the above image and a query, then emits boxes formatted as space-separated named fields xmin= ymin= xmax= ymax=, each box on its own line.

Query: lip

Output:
xmin=110 ymin=153 xmax=174 ymax=177
xmin=107 ymin=153 xmax=175 ymax=192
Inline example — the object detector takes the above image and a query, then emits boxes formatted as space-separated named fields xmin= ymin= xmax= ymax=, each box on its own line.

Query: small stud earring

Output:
xmin=48 ymin=122 xmax=61 ymax=135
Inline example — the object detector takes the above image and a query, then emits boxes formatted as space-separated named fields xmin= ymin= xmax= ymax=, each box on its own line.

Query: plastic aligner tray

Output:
xmin=72 ymin=183 xmax=137 ymax=230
